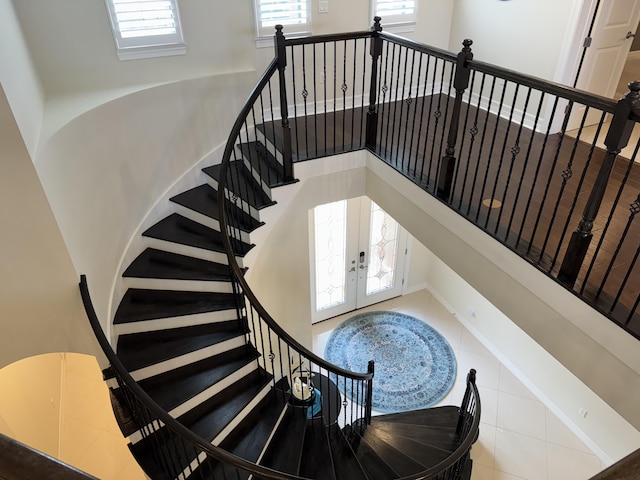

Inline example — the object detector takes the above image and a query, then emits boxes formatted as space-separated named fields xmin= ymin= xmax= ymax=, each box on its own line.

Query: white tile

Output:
xmin=471 ymin=463 xmax=494 ymax=480
xmin=472 ymin=423 xmax=496 ymax=469
xmin=456 ymin=350 xmax=501 ymax=391
xmin=460 ymin=327 xmax=493 ymax=357
xmin=478 ymin=386 xmax=499 ymax=427
xmin=497 ymin=392 xmax=546 ymax=440
xmin=545 ymin=409 xmax=593 ymax=453
xmin=547 ymin=443 xmax=602 ymax=480
xmin=498 ymin=366 xmax=537 ymax=401
xmin=493 ymin=471 xmax=528 ymax=480
xmin=493 ymin=429 xmax=547 ymax=480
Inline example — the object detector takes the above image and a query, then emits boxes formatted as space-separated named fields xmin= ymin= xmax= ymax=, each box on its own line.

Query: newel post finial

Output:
xmin=372 ymin=16 xmax=382 ymax=33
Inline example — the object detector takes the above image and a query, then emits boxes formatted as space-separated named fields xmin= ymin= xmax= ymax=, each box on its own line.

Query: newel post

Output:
xmin=436 ymin=39 xmax=474 ymax=201
xmin=275 ymin=25 xmax=294 ymax=182
xmin=365 ymin=17 xmax=383 ymax=150
xmin=365 ymin=360 xmax=375 ymax=425
xmin=559 ymin=81 xmax=640 ymax=287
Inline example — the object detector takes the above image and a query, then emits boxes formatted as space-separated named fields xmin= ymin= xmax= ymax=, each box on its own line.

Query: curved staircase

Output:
xmin=80 ymin=28 xmax=481 ymax=480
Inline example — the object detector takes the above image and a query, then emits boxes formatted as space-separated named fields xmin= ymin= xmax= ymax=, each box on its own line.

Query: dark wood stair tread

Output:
xmin=142 ymin=213 xmax=253 ymax=256
xmin=238 ymin=142 xmax=288 ymax=188
xmin=327 ymin=424 xmax=368 ymax=480
xmin=259 ymin=406 xmax=307 ymax=475
xmin=137 ymin=345 xmax=260 ymax=412
xmin=354 ymin=428 xmax=425 ymax=477
xmin=299 ymin=425 xmax=337 ymax=480
xmin=203 ymin=161 xmax=275 ymax=210
xmin=362 ymin=425 xmax=459 ymax=468
xmin=197 ymin=391 xmax=289 ymax=480
xmin=372 ymin=405 xmax=460 ymax=428
xmin=123 ymin=248 xmax=234 ymax=281
xmin=114 ymin=288 xmax=238 ymax=324
xmin=178 ymin=368 xmax=272 ymax=442
xmin=170 ymin=184 xmax=263 ymax=233
xmin=346 ymin=430 xmax=397 ymax=480
xmin=130 ymin=369 xmax=272 ymax=480
xmin=116 ymin=320 xmax=246 ymax=372
xmin=366 ymin=420 xmax=460 ymax=455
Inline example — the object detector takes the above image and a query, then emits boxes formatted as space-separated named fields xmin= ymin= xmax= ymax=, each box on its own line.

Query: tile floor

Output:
xmin=311 ymin=289 xmax=607 ymax=480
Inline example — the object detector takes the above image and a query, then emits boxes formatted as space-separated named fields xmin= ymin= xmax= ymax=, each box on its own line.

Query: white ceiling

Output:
xmin=10 ymin=0 xmax=260 ymax=96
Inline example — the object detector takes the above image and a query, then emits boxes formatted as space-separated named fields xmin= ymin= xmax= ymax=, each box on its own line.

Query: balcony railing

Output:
xmin=266 ymin=18 xmax=640 ymax=340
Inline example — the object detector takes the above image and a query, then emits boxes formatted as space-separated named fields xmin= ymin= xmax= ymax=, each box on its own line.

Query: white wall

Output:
xmin=245 ymin=152 xmax=431 ymax=348
xmin=34 ymin=72 xmax=257 ymax=328
xmin=448 ymin=0 xmax=579 ymax=81
xmin=0 ymin=0 xmax=44 ymax=157
xmin=0 ymin=86 xmax=97 ymax=369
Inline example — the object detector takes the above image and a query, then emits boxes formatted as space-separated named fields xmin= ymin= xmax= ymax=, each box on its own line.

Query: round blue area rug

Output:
xmin=324 ymin=311 xmax=456 ymax=413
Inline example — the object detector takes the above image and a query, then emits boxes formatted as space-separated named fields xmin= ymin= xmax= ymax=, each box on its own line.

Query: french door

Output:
xmin=309 ymin=196 xmax=408 ymax=323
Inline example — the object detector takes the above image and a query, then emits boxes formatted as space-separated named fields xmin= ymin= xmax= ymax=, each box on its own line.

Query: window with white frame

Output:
xmin=254 ymin=0 xmax=311 ymax=40
xmin=372 ymin=0 xmax=417 ymax=29
xmin=105 ymin=0 xmax=186 ymax=60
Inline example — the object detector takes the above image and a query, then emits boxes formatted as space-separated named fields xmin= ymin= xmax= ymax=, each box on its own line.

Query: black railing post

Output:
xmin=275 ymin=25 xmax=294 ymax=182
xmin=437 ymin=39 xmax=473 ymax=201
xmin=559 ymin=81 xmax=640 ymax=286
xmin=456 ymin=369 xmax=476 ymax=435
xmin=365 ymin=360 xmax=375 ymax=425
xmin=365 ymin=17 xmax=383 ymax=150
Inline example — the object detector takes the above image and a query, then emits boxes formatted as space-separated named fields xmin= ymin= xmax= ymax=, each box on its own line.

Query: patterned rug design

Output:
xmin=324 ymin=311 xmax=456 ymax=413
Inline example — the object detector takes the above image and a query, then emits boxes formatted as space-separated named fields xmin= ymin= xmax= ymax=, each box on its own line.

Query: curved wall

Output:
xmin=33 ymin=72 xmax=258 ymax=331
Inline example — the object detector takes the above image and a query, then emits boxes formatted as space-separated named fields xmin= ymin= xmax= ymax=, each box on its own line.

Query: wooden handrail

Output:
xmin=79 ymin=275 xmax=307 ymax=480
xmin=589 ymin=448 xmax=640 ymax=479
xmin=0 ymin=432 xmax=98 ymax=480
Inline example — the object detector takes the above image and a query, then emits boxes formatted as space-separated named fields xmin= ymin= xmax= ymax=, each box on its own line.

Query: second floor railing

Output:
xmin=268 ymin=18 xmax=640 ymax=340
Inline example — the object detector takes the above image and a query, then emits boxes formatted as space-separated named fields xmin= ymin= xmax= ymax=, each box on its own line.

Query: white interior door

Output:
xmin=570 ymin=0 xmax=640 ymax=128
xmin=310 ymin=197 xmax=408 ymax=324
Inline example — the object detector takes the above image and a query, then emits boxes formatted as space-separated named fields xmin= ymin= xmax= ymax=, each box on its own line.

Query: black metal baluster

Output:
xmin=313 ymin=44 xmax=319 ymax=157
xmin=478 ymin=77 xmax=508 ymax=229
xmin=473 ymin=75 xmax=499 ymax=223
xmin=290 ymin=45 xmax=301 ymax=160
xmin=426 ymin=58 xmax=445 ymax=186
xmin=450 ymin=68 xmax=476 ymax=201
xmin=416 ymin=53 xmax=433 ymax=182
xmin=597 ymin=194 xmax=640 ymax=308
xmin=377 ymin=40 xmax=391 ymax=157
xmin=395 ymin=45 xmax=410 ymax=169
xmin=491 ymin=82 xmax=526 ymax=235
xmin=350 ymin=39 xmax=357 ymax=148
xmin=383 ymin=43 xmax=398 ymax=163
xmin=550 ymin=116 xmax=607 ymax=272
xmin=302 ymin=45 xmax=310 ymax=158
xmin=407 ymin=51 xmax=424 ymax=179
xmin=342 ymin=39 xmax=348 ymax=152
xmin=505 ymin=91 xmax=545 ymax=243
xmin=584 ymin=142 xmax=639 ymax=295
xmin=515 ymin=96 xmax=560 ymax=249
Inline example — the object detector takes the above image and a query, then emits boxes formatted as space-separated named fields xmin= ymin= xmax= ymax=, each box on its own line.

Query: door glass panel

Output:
xmin=314 ymin=200 xmax=348 ymax=311
xmin=366 ymin=201 xmax=400 ymax=295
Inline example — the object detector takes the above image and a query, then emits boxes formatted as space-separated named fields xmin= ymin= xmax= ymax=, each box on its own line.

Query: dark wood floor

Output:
xmin=258 ymin=95 xmax=640 ymax=338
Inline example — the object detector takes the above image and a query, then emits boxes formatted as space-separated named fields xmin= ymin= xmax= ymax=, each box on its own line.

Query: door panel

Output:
xmin=310 ymin=197 xmax=408 ymax=324
xmin=569 ymin=0 xmax=640 ymax=129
